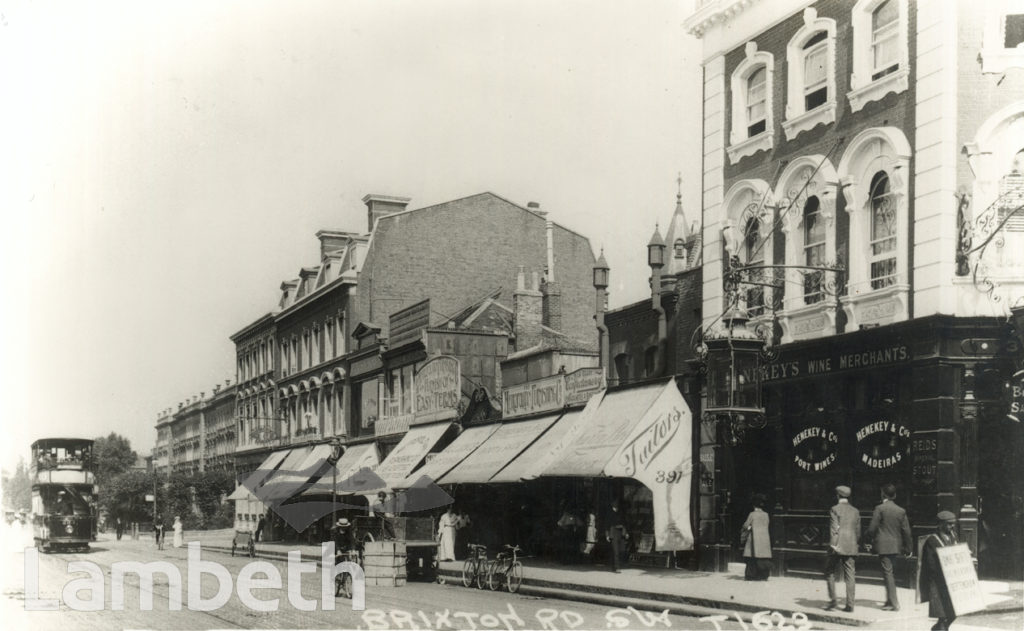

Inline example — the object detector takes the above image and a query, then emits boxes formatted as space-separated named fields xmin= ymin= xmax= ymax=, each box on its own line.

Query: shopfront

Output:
xmin=714 ymin=315 xmax=1021 ymax=580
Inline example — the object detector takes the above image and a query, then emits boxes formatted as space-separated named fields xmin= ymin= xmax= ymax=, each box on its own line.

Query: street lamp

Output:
xmin=329 ymin=438 xmax=343 ymax=522
xmin=702 ymin=308 xmax=767 ymax=446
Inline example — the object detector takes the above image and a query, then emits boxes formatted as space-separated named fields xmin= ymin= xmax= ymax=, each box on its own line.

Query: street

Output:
xmin=1 ymin=532 xmax=777 ymax=631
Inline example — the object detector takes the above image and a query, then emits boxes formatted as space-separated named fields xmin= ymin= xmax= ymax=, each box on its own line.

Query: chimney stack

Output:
xmin=513 ymin=267 xmax=543 ymax=351
xmin=541 ymin=220 xmax=562 ymax=331
xmin=363 ymin=194 xmax=411 ymax=232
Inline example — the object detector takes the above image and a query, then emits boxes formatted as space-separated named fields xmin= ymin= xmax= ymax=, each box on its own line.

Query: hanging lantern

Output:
xmin=702 ymin=308 xmax=766 ymax=443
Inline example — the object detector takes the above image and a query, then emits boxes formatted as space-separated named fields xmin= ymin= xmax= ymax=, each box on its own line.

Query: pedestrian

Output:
xmin=864 ymin=483 xmax=912 ymax=611
xmin=153 ymin=515 xmax=165 ymax=550
xmin=824 ymin=485 xmax=860 ymax=612
xmin=580 ymin=512 xmax=597 ymax=557
xmin=437 ymin=506 xmax=457 ymax=561
xmin=919 ymin=511 xmax=960 ymax=631
xmin=605 ymin=501 xmax=629 ymax=573
xmin=455 ymin=510 xmax=472 ymax=560
xmin=740 ymin=493 xmax=772 ymax=581
xmin=254 ymin=514 xmax=265 ymax=543
xmin=172 ymin=515 xmax=183 ymax=548
xmin=373 ymin=491 xmax=396 ymax=540
xmin=331 ymin=517 xmax=358 ymax=556
xmin=115 ymin=517 xmax=124 ymax=541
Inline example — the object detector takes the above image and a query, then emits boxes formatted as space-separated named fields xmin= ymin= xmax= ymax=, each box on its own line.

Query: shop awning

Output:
xmin=543 ymin=381 xmax=666 ymax=477
xmin=372 ymin=422 xmax=452 ymax=490
xmin=398 ymin=424 xmax=501 ymax=488
xmin=488 ymin=407 xmax=589 ymax=483
xmin=300 ymin=442 xmax=381 ymax=496
xmin=547 ymin=379 xmax=695 ymax=552
xmin=227 ymin=448 xmax=291 ymax=501
xmin=250 ymin=446 xmax=315 ymax=502
xmin=439 ymin=414 xmax=560 ymax=484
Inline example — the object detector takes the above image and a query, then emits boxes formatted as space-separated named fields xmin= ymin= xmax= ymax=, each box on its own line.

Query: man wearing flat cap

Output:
xmin=824 ymin=485 xmax=860 ymax=612
xmin=919 ymin=511 xmax=959 ymax=631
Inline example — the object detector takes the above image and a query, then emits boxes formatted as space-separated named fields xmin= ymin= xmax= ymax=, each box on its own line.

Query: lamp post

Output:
xmin=593 ymin=250 xmax=610 ymax=375
xmin=702 ymin=308 xmax=767 ymax=446
xmin=329 ymin=438 xmax=343 ymax=522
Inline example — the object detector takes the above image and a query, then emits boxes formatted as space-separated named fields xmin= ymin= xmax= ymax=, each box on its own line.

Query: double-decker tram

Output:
xmin=30 ymin=438 xmax=97 ymax=552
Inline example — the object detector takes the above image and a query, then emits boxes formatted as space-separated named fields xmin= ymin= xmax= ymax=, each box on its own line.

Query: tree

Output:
xmin=2 ymin=458 xmax=32 ymax=511
xmin=93 ymin=432 xmax=137 ymax=487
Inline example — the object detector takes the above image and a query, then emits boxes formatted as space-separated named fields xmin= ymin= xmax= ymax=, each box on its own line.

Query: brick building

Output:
xmin=226 ymin=192 xmax=598 ymax=540
xmin=685 ymin=0 xmax=1024 ymax=579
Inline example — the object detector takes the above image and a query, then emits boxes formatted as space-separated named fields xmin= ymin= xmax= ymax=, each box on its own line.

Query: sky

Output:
xmin=0 ymin=0 xmax=703 ymax=470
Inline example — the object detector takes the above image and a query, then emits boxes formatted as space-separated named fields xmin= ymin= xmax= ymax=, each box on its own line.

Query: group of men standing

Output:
xmin=825 ymin=483 xmax=963 ymax=631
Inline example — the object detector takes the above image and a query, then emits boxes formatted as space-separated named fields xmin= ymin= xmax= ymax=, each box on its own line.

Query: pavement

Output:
xmin=188 ymin=528 xmax=1022 ymax=628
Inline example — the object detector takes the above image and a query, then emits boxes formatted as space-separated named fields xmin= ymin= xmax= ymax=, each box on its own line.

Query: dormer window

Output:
xmin=802 ymin=32 xmax=828 ymax=111
xmin=674 ymin=239 xmax=687 ymax=259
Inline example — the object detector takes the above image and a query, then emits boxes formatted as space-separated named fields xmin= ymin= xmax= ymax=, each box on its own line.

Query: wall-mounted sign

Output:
xmin=502 ymin=374 xmax=565 ymax=419
xmin=414 ymin=356 xmax=461 ymax=420
xmin=855 ymin=420 xmax=910 ymax=469
xmin=375 ymin=413 xmax=414 ymax=437
xmin=791 ymin=426 xmax=839 ymax=472
xmin=912 ymin=436 xmax=938 ymax=492
xmin=1007 ymin=369 xmax=1024 ymax=422
xmin=564 ymin=367 xmax=607 ymax=406
xmin=762 ymin=344 xmax=910 ymax=382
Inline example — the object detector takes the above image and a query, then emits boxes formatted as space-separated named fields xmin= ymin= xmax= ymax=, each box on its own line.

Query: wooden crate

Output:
xmin=364 ymin=565 xmax=407 ymax=579
xmin=364 ymin=541 xmax=407 ymax=556
xmin=362 ymin=554 xmax=407 ymax=569
xmin=365 ymin=575 xmax=407 ymax=587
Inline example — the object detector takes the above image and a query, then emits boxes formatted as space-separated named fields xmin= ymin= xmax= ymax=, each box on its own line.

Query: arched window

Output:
xmin=747 ymin=66 xmax=767 ymax=136
xmin=644 ymin=347 xmax=658 ymax=377
xmin=871 ymin=0 xmax=900 ymax=79
xmin=743 ymin=216 xmax=765 ymax=316
xmin=803 ymin=196 xmax=826 ymax=304
xmin=869 ymin=171 xmax=898 ymax=289
xmin=802 ymin=32 xmax=829 ymax=111
xmin=674 ymin=239 xmax=687 ymax=259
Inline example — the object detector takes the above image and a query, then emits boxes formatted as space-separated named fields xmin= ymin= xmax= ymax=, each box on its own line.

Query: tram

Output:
xmin=30 ymin=438 xmax=97 ymax=552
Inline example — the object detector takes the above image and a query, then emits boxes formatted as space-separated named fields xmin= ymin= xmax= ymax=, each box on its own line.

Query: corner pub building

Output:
xmin=684 ymin=0 xmax=1024 ymax=581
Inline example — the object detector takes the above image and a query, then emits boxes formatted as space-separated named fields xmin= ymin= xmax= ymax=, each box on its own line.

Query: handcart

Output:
xmin=231 ymin=529 xmax=256 ymax=558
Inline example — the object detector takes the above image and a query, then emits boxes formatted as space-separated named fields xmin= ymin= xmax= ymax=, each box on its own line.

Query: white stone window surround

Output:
xmin=836 ymin=126 xmax=912 ymax=330
xmin=774 ymin=156 xmax=840 ymax=342
xmin=783 ymin=8 xmax=838 ymax=141
xmin=728 ymin=42 xmax=775 ymax=164
xmin=721 ymin=178 xmax=775 ymax=325
xmin=848 ymin=0 xmax=910 ymax=112
xmin=981 ymin=1 xmax=1024 ymax=74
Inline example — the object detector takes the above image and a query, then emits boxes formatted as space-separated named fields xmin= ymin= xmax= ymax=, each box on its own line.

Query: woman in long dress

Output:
xmin=740 ymin=494 xmax=772 ymax=580
xmin=172 ymin=516 xmax=184 ymax=548
xmin=437 ymin=507 xmax=457 ymax=561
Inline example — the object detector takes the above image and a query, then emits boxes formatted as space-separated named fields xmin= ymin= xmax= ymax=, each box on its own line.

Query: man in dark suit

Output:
xmin=865 ymin=483 xmax=913 ymax=610
xmin=605 ymin=501 xmax=629 ymax=573
xmin=824 ymin=485 xmax=860 ymax=612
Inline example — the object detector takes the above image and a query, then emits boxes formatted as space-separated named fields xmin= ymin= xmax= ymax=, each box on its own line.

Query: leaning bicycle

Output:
xmin=461 ymin=543 xmax=488 ymax=589
xmin=486 ymin=544 xmax=523 ymax=593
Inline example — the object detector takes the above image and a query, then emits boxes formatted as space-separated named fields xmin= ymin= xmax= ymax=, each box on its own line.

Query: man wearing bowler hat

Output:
xmin=824 ymin=485 xmax=860 ymax=612
xmin=919 ymin=511 xmax=959 ymax=631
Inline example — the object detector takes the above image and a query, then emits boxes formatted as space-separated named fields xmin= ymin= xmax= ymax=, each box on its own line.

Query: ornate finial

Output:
xmin=676 ymin=172 xmax=683 ymax=201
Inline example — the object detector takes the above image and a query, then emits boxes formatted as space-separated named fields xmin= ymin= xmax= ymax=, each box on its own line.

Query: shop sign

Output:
xmin=762 ymin=344 xmax=910 ymax=382
xmin=564 ymin=367 xmax=607 ymax=406
xmin=1007 ymin=369 xmax=1024 ymax=422
xmin=855 ymin=420 xmax=910 ymax=469
xmin=912 ymin=436 xmax=938 ymax=491
xmin=414 ymin=356 xmax=461 ymax=420
xmin=502 ymin=374 xmax=566 ymax=419
xmin=791 ymin=426 xmax=839 ymax=472
xmin=375 ymin=413 xmax=414 ymax=437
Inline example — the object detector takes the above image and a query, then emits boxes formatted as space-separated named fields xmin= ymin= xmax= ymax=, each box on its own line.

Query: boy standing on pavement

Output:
xmin=864 ymin=483 xmax=913 ymax=611
xmin=824 ymin=485 xmax=860 ymax=612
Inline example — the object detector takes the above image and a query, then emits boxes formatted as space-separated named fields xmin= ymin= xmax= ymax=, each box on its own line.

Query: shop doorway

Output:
xmin=728 ymin=426 xmax=777 ymax=551
xmin=978 ymin=413 xmax=1024 ymax=579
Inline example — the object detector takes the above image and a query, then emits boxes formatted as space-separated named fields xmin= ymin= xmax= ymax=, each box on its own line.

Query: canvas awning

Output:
xmin=226 ymin=448 xmax=291 ymax=501
xmin=300 ymin=442 xmax=381 ymax=496
xmin=488 ymin=407 xmax=589 ymax=483
xmin=544 ymin=379 xmax=695 ymax=551
xmin=250 ymin=446 xmax=316 ymax=502
xmin=372 ymin=422 xmax=452 ymax=490
xmin=439 ymin=414 xmax=561 ymax=484
xmin=398 ymin=424 xmax=501 ymax=488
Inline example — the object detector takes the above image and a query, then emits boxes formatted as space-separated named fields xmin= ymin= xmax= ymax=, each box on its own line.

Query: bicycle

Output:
xmin=486 ymin=544 xmax=523 ymax=593
xmin=335 ymin=549 xmax=362 ymax=598
xmin=461 ymin=543 xmax=488 ymax=589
